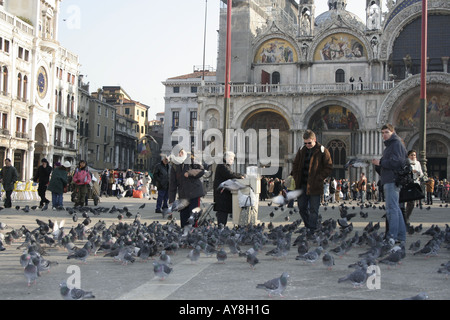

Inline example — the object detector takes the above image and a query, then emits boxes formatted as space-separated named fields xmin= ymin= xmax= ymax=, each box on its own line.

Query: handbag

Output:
xmin=399 ymin=182 xmax=425 ymax=203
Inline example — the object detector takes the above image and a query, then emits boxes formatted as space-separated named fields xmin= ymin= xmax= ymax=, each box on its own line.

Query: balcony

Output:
xmin=198 ymin=81 xmax=395 ymax=97
xmin=15 ymin=131 xmax=28 ymax=139
xmin=0 ymin=128 xmax=10 ymax=136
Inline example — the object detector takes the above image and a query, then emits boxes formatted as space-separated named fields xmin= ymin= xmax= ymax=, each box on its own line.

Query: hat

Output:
xmin=63 ymin=161 xmax=71 ymax=168
xmin=41 ymin=158 xmax=49 ymax=164
xmin=54 ymin=162 xmax=61 ymax=167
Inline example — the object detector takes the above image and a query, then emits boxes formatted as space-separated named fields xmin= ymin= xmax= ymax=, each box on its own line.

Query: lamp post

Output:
xmin=419 ymin=0 xmax=428 ymax=176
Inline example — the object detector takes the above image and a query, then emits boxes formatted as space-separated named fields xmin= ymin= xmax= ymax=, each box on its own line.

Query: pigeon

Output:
xmin=153 ymin=261 xmax=173 ymax=280
xmin=218 ymin=179 xmax=247 ymax=192
xmin=138 ymin=203 xmax=146 ymax=209
xmin=338 ymin=266 xmax=370 ymax=288
xmin=24 ymin=261 xmax=40 ymax=286
xmin=67 ymin=247 xmax=90 ymax=264
xmin=0 ymin=221 xmax=8 ymax=230
xmin=270 ymin=190 xmax=303 ymax=207
xmin=60 ymin=282 xmax=95 ymax=300
xmin=163 ymin=199 xmax=190 ymax=218
xmin=344 ymin=158 xmax=368 ymax=169
xmin=437 ymin=261 xmax=450 ymax=278
xmin=296 ymin=247 xmax=323 ymax=264
xmin=216 ymin=248 xmax=227 ymax=264
xmin=20 ymin=253 xmax=31 ymax=268
xmin=256 ymin=272 xmax=289 ymax=298
xmin=159 ymin=250 xmax=172 ymax=266
xmin=187 ymin=246 xmax=201 ymax=263
xmin=322 ymin=252 xmax=335 ymax=270
xmin=409 ymin=240 xmax=421 ymax=252
xmin=246 ymin=250 xmax=259 ymax=270
xmin=403 ymin=292 xmax=429 ymax=300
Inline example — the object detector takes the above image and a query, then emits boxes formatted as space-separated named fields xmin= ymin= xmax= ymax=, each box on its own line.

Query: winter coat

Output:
xmin=213 ymin=164 xmax=244 ymax=213
xmin=153 ymin=161 xmax=169 ymax=190
xmin=379 ymin=133 xmax=407 ymax=185
xmin=169 ymin=162 xmax=205 ymax=203
xmin=292 ymin=142 xmax=333 ymax=196
xmin=0 ymin=166 xmax=18 ymax=191
xmin=33 ymin=164 xmax=52 ymax=186
xmin=48 ymin=167 xmax=68 ymax=194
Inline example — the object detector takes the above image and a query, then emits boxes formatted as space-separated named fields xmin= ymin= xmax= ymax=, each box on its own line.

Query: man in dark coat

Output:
xmin=168 ymin=149 xmax=205 ymax=228
xmin=0 ymin=158 xmax=18 ymax=208
xmin=372 ymin=124 xmax=407 ymax=244
xmin=153 ymin=155 xmax=170 ymax=213
xmin=292 ymin=130 xmax=333 ymax=231
xmin=33 ymin=158 xmax=52 ymax=208
xmin=213 ymin=151 xmax=244 ymax=226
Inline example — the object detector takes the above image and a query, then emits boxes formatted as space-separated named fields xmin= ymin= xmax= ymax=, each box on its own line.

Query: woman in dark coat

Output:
xmin=48 ymin=161 xmax=69 ymax=209
xmin=213 ymin=151 xmax=244 ymax=226
xmin=168 ymin=149 xmax=205 ymax=228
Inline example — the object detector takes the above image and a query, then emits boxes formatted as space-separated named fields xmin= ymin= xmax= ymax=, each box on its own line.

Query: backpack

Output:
xmin=73 ymin=168 xmax=91 ymax=185
xmin=329 ymin=180 xmax=336 ymax=194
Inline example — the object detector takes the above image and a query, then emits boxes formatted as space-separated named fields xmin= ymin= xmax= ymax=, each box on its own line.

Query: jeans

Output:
xmin=156 ymin=190 xmax=169 ymax=210
xmin=52 ymin=193 xmax=63 ymax=208
xmin=384 ymin=183 xmax=406 ymax=241
xmin=297 ymin=191 xmax=321 ymax=230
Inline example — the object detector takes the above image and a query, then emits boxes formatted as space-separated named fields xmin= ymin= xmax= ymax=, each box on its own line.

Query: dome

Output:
xmin=315 ymin=9 xmax=364 ymax=26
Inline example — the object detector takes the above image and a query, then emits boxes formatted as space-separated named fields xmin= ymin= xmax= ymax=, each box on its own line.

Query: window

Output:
xmin=55 ymin=127 xmax=62 ymax=145
xmin=272 ymin=72 xmax=280 ymax=84
xmin=105 ymin=107 xmax=108 ymax=118
xmin=173 ymin=87 xmax=180 ymax=93
xmin=96 ymin=145 xmax=100 ymax=161
xmin=172 ymin=111 xmax=179 ymax=130
xmin=335 ymin=69 xmax=345 ymax=83
xmin=18 ymin=47 xmax=23 ymax=59
xmin=4 ymin=39 xmax=9 ymax=53
xmin=2 ymin=66 xmax=8 ymax=93
xmin=191 ymin=86 xmax=198 ymax=93
xmin=17 ymin=73 xmax=22 ymax=99
xmin=98 ymin=105 xmax=101 ymax=115
xmin=125 ymin=108 xmax=130 ymax=115
xmin=1 ymin=113 xmax=7 ymax=129
xmin=97 ymin=123 xmax=100 ymax=137
xmin=23 ymin=76 xmax=28 ymax=101
xmin=190 ymin=111 xmax=197 ymax=129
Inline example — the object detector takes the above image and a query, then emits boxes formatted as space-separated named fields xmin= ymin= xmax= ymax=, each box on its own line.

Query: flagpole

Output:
xmin=419 ymin=0 xmax=428 ymax=176
xmin=223 ymin=0 xmax=232 ymax=152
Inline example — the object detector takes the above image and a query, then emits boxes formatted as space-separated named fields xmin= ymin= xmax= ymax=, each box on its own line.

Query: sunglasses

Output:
xmin=304 ymin=142 xmax=313 ymax=145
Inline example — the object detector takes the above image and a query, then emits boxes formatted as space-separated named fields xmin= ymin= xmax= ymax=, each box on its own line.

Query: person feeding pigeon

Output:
xmin=292 ymin=130 xmax=333 ymax=231
xmin=213 ymin=151 xmax=244 ymax=226
xmin=168 ymin=147 xmax=205 ymax=228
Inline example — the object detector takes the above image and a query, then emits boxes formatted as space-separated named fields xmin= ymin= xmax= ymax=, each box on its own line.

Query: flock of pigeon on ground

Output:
xmin=0 ymin=181 xmax=450 ymax=300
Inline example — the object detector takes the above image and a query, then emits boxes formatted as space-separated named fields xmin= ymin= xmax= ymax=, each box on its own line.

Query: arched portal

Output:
xmin=34 ymin=123 xmax=48 ymax=169
xmin=242 ymin=109 xmax=290 ymax=178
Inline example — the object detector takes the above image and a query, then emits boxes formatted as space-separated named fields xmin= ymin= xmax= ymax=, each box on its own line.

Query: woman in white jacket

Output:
xmin=404 ymin=150 xmax=423 ymax=224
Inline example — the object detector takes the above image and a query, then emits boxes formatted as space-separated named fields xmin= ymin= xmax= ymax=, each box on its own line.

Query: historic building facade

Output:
xmin=196 ymin=0 xmax=450 ymax=181
xmin=0 ymin=0 xmax=79 ymax=180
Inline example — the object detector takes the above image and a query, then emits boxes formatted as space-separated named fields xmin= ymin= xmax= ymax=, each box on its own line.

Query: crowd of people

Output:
xmin=0 ymin=125 xmax=449 ymax=242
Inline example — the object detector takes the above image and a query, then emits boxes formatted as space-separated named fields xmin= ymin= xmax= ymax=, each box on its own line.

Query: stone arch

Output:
xmin=303 ymin=97 xmax=363 ymax=130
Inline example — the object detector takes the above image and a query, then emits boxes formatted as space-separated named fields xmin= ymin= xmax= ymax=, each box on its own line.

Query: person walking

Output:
xmin=0 ymin=158 xmax=18 ymax=208
xmin=72 ymin=160 xmax=92 ymax=207
xmin=358 ymin=172 xmax=367 ymax=203
xmin=47 ymin=161 xmax=69 ymax=210
xmin=404 ymin=149 xmax=424 ymax=223
xmin=153 ymin=155 xmax=170 ymax=213
xmin=33 ymin=158 xmax=52 ymax=208
xmin=372 ymin=124 xmax=407 ymax=244
xmin=100 ymin=169 xmax=109 ymax=197
xmin=168 ymin=148 xmax=205 ymax=228
xmin=213 ymin=151 xmax=244 ymax=226
xmin=425 ymin=177 xmax=435 ymax=205
xmin=292 ymin=130 xmax=333 ymax=231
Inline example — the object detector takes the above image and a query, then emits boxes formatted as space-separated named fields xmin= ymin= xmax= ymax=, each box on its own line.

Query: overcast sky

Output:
xmin=58 ymin=0 xmax=379 ymax=119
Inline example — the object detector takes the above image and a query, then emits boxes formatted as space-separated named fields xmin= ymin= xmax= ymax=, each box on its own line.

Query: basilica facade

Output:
xmin=196 ymin=0 xmax=450 ymax=182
